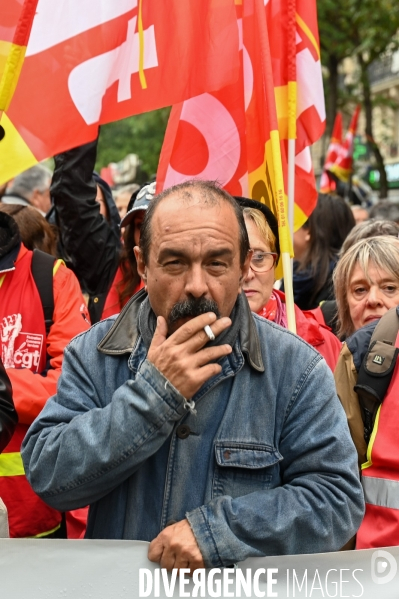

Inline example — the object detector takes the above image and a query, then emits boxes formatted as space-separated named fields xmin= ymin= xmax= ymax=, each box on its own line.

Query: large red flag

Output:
xmin=157 ymin=0 xmax=325 ymax=233
xmin=0 ymin=0 xmax=239 ymax=184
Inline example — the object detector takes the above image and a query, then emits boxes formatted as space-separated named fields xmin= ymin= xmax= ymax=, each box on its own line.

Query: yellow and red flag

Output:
xmin=0 ymin=0 xmax=239 ymax=184
xmin=157 ymin=0 xmax=325 ymax=235
xmin=0 ymin=0 xmax=38 ymax=119
xmin=320 ymin=112 xmax=343 ymax=193
xmin=329 ymin=104 xmax=361 ymax=183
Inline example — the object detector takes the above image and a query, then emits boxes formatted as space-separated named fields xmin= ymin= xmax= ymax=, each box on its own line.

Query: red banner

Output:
xmin=0 ymin=0 xmax=239 ymax=184
xmin=157 ymin=0 xmax=325 ymax=232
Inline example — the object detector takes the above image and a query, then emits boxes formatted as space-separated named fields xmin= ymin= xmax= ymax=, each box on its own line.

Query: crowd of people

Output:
xmin=0 ymin=135 xmax=398 ymax=567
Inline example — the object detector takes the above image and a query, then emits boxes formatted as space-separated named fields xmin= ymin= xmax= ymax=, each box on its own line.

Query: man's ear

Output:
xmin=134 ymin=246 xmax=147 ymax=282
xmin=239 ymin=250 xmax=253 ymax=291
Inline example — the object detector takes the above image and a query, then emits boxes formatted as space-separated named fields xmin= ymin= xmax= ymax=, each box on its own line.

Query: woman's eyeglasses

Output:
xmin=249 ymin=251 xmax=277 ymax=273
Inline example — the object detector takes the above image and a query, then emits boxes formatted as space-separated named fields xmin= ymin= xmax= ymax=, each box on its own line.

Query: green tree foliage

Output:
xmin=318 ymin=0 xmax=399 ymax=197
xmin=318 ymin=0 xmax=354 ymax=135
xmin=95 ymin=107 xmax=171 ymax=181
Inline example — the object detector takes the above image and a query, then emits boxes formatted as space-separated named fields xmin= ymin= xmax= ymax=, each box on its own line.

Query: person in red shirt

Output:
xmin=0 ymin=210 xmax=90 ymax=538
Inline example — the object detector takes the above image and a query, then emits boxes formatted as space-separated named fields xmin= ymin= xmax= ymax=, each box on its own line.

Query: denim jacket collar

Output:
xmin=97 ymin=289 xmax=264 ymax=372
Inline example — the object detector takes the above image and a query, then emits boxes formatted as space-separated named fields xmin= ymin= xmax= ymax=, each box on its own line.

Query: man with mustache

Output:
xmin=22 ymin=181 xmax=364 ymax=570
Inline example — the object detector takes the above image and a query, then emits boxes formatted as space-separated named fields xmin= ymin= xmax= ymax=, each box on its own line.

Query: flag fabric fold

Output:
xmin=157 ymin=0 xmax=326 ymax=237
xmin=0 ymin=0 xmax=239 ymax=184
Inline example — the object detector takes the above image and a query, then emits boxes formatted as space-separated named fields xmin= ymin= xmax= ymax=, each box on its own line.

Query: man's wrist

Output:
xmin=186 ymin=506 xmax=222 ymax=569
xmin=139 ymin=359 xmax=188 ymax=415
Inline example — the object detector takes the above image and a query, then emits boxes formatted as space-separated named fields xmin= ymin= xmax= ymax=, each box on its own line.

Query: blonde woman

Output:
xmin=334 ymin=236 xmax=399 ymax=341
xmin=334 ymin=236 xmax=399 ymax=462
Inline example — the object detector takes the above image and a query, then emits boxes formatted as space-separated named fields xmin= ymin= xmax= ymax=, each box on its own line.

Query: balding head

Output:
xmin=139 ymin=180 xmax=249 ymax=267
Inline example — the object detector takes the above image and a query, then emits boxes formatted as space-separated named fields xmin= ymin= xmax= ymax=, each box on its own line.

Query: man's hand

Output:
xmin=148 ymin=519 xmax=205 ymax=573
xmin=147 ymin=312 xmax=232 ymax=399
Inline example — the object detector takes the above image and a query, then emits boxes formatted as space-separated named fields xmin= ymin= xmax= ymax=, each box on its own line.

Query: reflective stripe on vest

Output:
xmin=362 ymin=476 xmax=399 ymax=510
xmin=29 ymin=523 xmax=61 ymax=538
xmin=361 ymin=405 xmax=381 ymax=471
xmin=0 ymin=452 xmax=25 ymax=476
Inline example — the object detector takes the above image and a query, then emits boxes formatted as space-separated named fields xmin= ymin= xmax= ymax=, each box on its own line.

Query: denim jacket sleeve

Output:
xmin=186 ymin=356 xmax=365 ymax=566
xmin=21 ymin=328 xmax=187 ymax=510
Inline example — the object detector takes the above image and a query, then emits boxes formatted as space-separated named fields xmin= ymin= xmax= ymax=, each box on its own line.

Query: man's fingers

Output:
xmin=170 ymin=312 xmax=219 ymax=345
xmin=148 ymin=536 xmax=164 ymax=563
xmin=188 ymin=318 xmax=232 ymax=352
xmin=147 ymin=312 xmax=232 ymax=399
xmin=148 ymin=520 xmax=205 ymax=573
xmin=197 ymin=363 xmax=224 ymax=383
xmin=172 ymin=314 xmax=232 ymax=348
xmin=195 ymin=344 xmax=232 ymax=367
xmin=159 ymin=549 xmax=176 ymax=571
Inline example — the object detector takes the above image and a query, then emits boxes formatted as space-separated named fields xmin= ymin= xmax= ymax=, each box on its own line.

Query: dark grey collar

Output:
xmin=97 ymin=288 xmax=264 ymax=372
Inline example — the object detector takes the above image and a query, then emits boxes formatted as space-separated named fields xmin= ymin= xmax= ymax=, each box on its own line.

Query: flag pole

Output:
xmin=254 ymin=0 xmax=296 ymax=333
xmin=285 ymin=0 xmax=297 ymax=333
xmin=287 ymin=0 xmax=296 ymax=245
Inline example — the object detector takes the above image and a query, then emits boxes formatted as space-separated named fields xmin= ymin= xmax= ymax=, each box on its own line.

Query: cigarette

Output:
xmin=204 ymin=325 xmax=215 ymax=341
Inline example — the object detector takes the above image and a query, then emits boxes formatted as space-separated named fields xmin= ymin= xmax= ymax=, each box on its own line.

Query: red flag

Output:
xmin=0 ymin=0 xmax=239 ymax=184
xmin=320 ymin=112 xmax=343 ymax=193
xmin=329 ymin=104 xmax=361 ymax=182
xmin=157 ymin=0 xmax=325 ymax=233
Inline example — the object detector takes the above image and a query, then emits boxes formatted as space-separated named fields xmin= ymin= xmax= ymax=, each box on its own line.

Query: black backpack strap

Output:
xmin=31 ymin=249 xmax=56 ymax=338
xmin=354 ymin=307 xmax=399 ymax=445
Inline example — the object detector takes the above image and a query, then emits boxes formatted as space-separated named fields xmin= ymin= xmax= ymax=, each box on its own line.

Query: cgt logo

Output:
xmin=371 ymin=550 xmax=398 ymax=585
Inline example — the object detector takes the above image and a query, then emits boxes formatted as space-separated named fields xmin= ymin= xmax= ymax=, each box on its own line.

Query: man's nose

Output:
xmin=184 ymin=264 xmax=209 ymax=298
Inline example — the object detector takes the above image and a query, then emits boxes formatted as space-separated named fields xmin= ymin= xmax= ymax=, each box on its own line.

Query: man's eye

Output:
xmin=384 ymin=285 xmax=397 ymax=293
xmin=164 ymin=260 xmax=183 ymax=268
xmin=208 ymin=261 xmax=227 ymax=273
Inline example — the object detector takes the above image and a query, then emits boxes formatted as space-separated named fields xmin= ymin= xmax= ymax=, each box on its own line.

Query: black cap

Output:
xmin=234 ymin=196 xmax=280 ymax=262
xmin=120 ymin=181 xmax=156 ymax=228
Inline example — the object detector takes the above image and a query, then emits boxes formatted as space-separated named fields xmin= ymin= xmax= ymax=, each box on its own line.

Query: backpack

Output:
xmin=354 ymin=307 xmax=399 ymax=445
xmin=31 ymin=249 xmax=56 ymax=337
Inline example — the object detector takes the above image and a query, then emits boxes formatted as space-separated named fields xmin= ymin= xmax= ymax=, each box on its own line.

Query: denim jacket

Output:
xmin=22 ymin=291 xmax=364 ymax=566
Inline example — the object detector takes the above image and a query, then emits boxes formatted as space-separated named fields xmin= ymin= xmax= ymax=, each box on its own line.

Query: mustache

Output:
xmin=168 ymin=297 xmax=220 ymax=325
